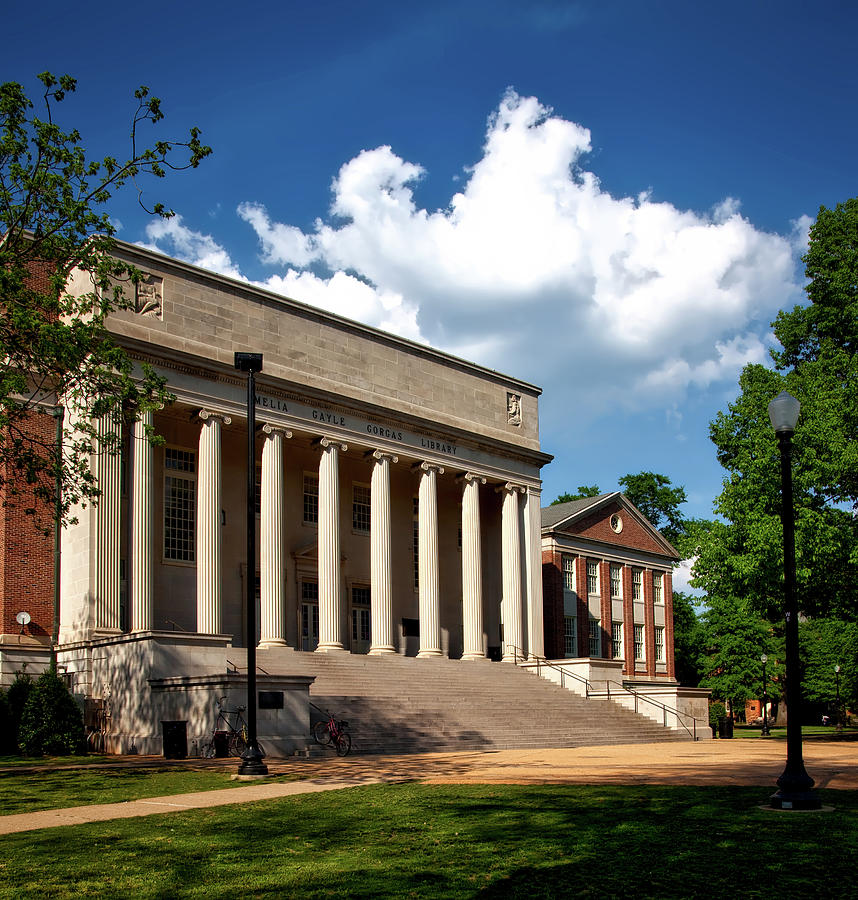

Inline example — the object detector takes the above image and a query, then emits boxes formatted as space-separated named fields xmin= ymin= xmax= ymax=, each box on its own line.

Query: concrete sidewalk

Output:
xmin=1 ymin=739 xmax=855 ymax=835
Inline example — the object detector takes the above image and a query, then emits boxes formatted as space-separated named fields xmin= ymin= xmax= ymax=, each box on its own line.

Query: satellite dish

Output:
xmin=16 ymin=611 xmax=31 ymax=626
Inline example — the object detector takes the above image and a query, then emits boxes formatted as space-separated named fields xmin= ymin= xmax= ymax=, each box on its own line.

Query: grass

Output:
xmin=731 ymin=725 xmax=858 ymax=739
xmin=0 ymin=765 xmax=300 ymax=815
xmin=0 ymin=783 xmax=856 ymax=898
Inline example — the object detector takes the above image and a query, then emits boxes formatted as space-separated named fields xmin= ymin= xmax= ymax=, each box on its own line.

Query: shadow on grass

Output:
xmin=2 ymin=784 xmax=856 ymax=898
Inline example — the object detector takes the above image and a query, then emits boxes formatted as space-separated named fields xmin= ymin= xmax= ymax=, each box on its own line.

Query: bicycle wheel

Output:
xmin=313 ymin=720 xmax=333 ymax=745
xmin=334 ymin=732 xmax=351 ymax=756
xmin=230 ymin=731 xmax=248 ymax=757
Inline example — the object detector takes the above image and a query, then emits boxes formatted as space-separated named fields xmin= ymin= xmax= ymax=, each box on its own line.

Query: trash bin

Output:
xmin=162 ymin=720 xmax=188 ymax=759
xmin=213 ymin=730 xmax=231 ymax=758
xmin=717 ymin=716 xmax=734 ymax=739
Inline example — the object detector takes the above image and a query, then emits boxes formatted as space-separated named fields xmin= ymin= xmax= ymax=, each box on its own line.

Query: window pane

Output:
xmin=164 ymin=448 xmax=196 ymax=562
xmin=303 ymin=473 xmax=319 ymax=524
xmin=352 ymin=484 xmax=371 ymax=532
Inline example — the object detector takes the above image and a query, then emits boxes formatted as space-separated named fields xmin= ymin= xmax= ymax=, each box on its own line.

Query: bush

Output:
xmin=18 ymin=668 xmax=85 ymax=756
xmin=0 ymin=690 xmax=15 ymax=754
xmin=6 ymin=671 xmax=34 ymax=752
xmin=708 ymin=701 xmax=727 ymax=729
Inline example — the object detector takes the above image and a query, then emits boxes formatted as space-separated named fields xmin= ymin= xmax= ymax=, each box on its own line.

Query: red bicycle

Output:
xmin=313 ymin=711 xmax=352 ymax=756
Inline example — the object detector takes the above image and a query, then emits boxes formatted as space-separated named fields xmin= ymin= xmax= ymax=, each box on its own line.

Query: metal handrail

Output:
xmin=507 ymin=644 xmax=698 ymax=741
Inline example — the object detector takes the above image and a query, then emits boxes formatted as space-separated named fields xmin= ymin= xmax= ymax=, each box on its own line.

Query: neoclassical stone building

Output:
xmin=0 ymin=240 xmax=553 ymax=752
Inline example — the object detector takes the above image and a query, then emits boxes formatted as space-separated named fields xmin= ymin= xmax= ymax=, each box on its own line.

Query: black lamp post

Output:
xmin=767 ymin=390 xmax=819 ymax=809
xmin=760 ymin=653 xmax=771 ymax=737
xmin=235 ymin=352 xmax=268 ymax=776
xmin=834 ymin=664 xmax=842 ymax=734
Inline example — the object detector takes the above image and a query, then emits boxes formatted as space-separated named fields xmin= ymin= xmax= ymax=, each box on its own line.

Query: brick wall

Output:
xmin=0 ymin=409 xmax=56 ymax=641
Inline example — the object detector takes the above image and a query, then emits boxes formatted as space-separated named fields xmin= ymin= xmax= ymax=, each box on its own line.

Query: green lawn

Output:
xmin=731 ymin=725 xmax=858 ymax=739
xmin=0 ymin=783 xmax=855 ymax=898
xmin=0 ymin=766 xmax=299 ymax=815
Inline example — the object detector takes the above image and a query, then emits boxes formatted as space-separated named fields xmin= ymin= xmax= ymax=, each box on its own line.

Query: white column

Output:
xmin=259 ymin=424 xmax=292 ymax=648
xmin=317 ymin=437 xmax=347 ymax=652
xmin=369 ymin=450 xmax=397 ymax=655
xmin=461 ymin=473 xmax=486 ymax=660
xmin=130 ymin=410 xmax=154 ymax=632
xmin=500 ymin=483 xmax=525 ymax=662
xmin=196 ymin=410 xmax=230 ymax=634
xmin=523 ymin=485 xmax=545 ymax=659
xmin=417 ymin=462 xmax=444 ymax=657
xmin=93 ymin=408 xmax=121 ymax=632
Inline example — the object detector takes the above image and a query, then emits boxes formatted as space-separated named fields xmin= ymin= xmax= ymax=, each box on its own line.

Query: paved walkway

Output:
xmin=1 ymin=738 xmax=855 ymax=835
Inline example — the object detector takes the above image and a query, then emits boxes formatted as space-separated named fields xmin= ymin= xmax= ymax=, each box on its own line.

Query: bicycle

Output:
xmin=313 ymin=710 xmax=352 ymax=756
xmin=201 ymin=696 xmax=264 ymax=758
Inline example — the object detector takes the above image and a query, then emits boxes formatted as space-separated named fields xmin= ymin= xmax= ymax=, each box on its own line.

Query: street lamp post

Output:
xmin=834 ymin=664 xmax=842 ymax=734
xmin=235 ymin=352 xmax=268 ymax=777
xmin=760 ymin=654 xmax=771 ymax=737
xmin=767 ymin=390 xmax=819 ymax=809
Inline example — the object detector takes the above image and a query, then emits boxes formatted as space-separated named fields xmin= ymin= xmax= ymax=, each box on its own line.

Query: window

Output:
xmin=653 ymin=572 xmax=664 ymax=604
xmin=632 ymin=568 xmax=643 ymax=601
xmin=352 ymin=483 xmax=371 ymax=533
xmin=610 ymin=564 xmax=622 ymax=598
xmin=588 ymin=618 xmax=601 ymax=657
xmin=164 ymin=447 xmax=195 ymax=562
xmin=586 ymin=560 xmax=599 ymax=595
xmin=301 ymin=581 xmax=319 ymax=652
xmin=562 ymin=555 xmax=575 ymax=592
xmin=564 ymin=616 xmax=577 ymax=657
xmin=303 ymin=473 xmax=319 ymax=524
xmin=655 ymin=626 xmax=665 ymax=662
xmin=612 ymin=622 xmax=623 ymax=659
xmin=351 ymin=585 xmax=371 ymax=646
xmin=634 ymin=624 xmax=645 ymax=661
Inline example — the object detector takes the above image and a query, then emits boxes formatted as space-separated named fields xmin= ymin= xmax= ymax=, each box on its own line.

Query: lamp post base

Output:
xmin=238 ymin=743 xmax=269 ymax=777
xmin=769 ymin=788 xmax=822 ymax=810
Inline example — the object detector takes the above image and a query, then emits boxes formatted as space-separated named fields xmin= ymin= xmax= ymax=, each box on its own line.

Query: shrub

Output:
xmin=0 ymin=690 xmax=15 ymax=754
xmin=6 ymin=671 xmax=34 ymax=751
xmin=18 ymin=668 xmax=85 ymax=756
xmin=708 ymin=701 xmax=727 ymax=729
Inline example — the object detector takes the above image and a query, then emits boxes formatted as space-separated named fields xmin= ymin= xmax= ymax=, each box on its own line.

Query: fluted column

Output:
xmin=259 ymin=424 xmax=292 ymax=648
xmin=500 ymin=483 xmax=525 ymax=661
xmin=317 ymin=438 xmax=347 ymax=652
xmin=196 ymin=410 xmax=230 ymax=634
xmin=369 ymin=450 xmax=397 ymax=655
xmin=417 ymin=462 xmax=444 ymax=657
xmin=461 ymin=473 xmax=486 ymax=660
xmin=130 ymin=410 xmax=154 ymax=632
xmin=523 ymin=485 xmax=544 ymax=659
xmin=93 ymin=408 xmax=121 ymax=632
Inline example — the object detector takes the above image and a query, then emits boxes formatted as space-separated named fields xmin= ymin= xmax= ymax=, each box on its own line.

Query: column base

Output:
xmin=417 ymin=648 xmax=444 ymax=658
xmin=368 ymin=646 xmax=397 ymax=655
xmin=315 ymin=643 xmax=347 ymax=653
xmin=258 ymin=640 xmax=291 ymax=650
xmin=461 ymin=652 xmax=488 ymax=661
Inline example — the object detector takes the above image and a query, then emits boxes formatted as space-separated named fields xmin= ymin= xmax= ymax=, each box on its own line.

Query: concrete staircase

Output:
xmin=256 ymin=650 xmax=692 ymax=754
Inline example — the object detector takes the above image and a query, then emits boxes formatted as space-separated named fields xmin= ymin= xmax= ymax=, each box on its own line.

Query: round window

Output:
xmin=610 ymin=513 xmax=623 ymax=534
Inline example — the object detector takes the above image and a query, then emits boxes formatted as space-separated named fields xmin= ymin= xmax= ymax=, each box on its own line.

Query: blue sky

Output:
xmin=5 ymin=1 xmax=858 ymax=588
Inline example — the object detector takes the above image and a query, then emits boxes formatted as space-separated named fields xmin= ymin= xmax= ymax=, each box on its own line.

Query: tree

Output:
xmin=18 ymin=666 xmax=85 ymax=755
xmin=618 ymin=471 xmax=687 ymax=546
xmin=549 ymin=485 xmax=601 ymax=505
xmin=670 ymin=590 xmax=705 ymax=687
xmin=1 ymin=73 xmax=211 ymax=526
xmin=798 ymin=618 xmax=858 ymax=714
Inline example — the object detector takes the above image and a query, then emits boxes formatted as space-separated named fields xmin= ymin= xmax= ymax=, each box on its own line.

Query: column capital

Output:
xmin=199 ymin=409 xmax=232 ymax=425
xmin=460 ymin=471 xmax=486 ymax=485
xmin=370 ymin=449 xmax=399 ymax=464
xmin=262 ymin=423 xmax=293 ymax=439
xmin=318 ymin=436 xmax=348 ymax=452
xmin=415 ymin=461 xmax=445 ymax=475
xmin=497 ymin=481 xmax=526 ymax=495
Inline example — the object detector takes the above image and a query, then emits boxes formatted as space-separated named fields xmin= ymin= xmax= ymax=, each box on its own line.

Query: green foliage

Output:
xmin=0 ymin=689 xmax=15 ymax=754
xmin=798 ymin=618 xmax=858 ymax=709
xmin=670 ymin=590 xmax=704 ymax=686
xmin=618 ymin=471 xmax=687 ymax=546
xmin=549 ymin=485 xmax=601 ymax=505
xmin=698 ymin=594 xmax=782 ymax=707
xmin=18 ymin=667 xmax=85 ymax=756
xmin=5 ymin=670 xmax=33 ymax=750
xmin=0 ymin=73 xmax=210 ymax=528
xmin=708 ymin=700 xmax=726 ymax=728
